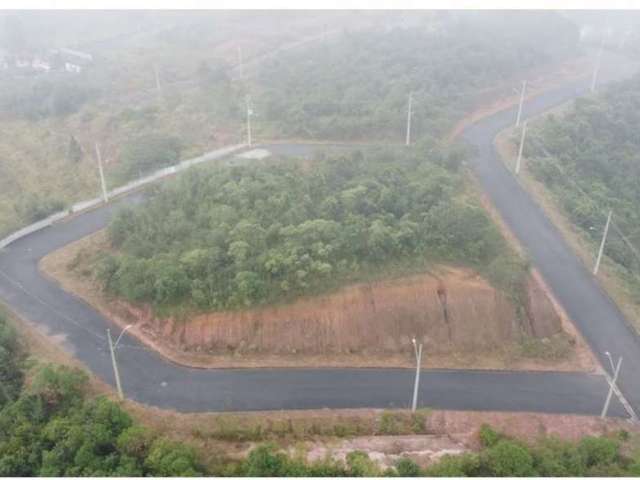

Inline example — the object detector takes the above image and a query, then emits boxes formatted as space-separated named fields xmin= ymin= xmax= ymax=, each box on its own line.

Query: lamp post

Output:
xmin=601 ymin=352 xmax=622 ymax=418
xmin=411 ymin=337 xmax=423 ymax=412
xmin=107 ymin=324 xmax=133 ymax=400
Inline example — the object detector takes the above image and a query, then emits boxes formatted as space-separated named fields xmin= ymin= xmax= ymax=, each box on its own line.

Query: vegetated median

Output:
xmin=41 ymin=143 xmax=594 ymax=371
xmin=495 ymin=72 xmax=640 ymax=335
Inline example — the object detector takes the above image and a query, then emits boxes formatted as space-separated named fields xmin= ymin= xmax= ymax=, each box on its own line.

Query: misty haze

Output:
xmin=1 ymin=7 xmax=640 ymax=477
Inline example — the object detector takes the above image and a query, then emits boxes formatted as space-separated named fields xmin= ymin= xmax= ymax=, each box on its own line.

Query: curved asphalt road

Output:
xmin=0 ymin=56 xmax=637 ymax=416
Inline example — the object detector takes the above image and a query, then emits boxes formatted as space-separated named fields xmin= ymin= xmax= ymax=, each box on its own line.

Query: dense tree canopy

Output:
xmin=526 ymin=74 xmax=640 ymax=285
xmin=255 ymin=11 xmax=580 ymax=141
xmin=98 ymin=143 xmax=519 ymax=312
xmin=0 ymin=363 xmax=204 ymax=477
xmin=0 ymin=311 xmax=24 ymax=408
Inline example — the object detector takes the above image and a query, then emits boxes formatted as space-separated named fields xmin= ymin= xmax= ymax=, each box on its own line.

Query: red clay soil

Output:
xmin=117 ymin=268 xmax=565 ymax=358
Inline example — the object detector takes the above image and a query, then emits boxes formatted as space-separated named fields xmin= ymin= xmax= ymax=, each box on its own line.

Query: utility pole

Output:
xmin=591 ymin=39 xmax=604 ymax=93
xmin=515 ymin=121 xmax=527 ymax=175
xmin=411 ymin=337 xmax=423 ymax=412
xmin=405 ymin=92 xmax=413 ymax=146
xmin=245 ymin=95 xmax=253 ymax=146
xmin=95 ymin=143 xmax=108 ymax=203
xmin=601 ymin=354 xmax=622 ymax=418
xmin=153 ymin=64 xmax=163 ymax=103
xmin=515 ymin=80 xmax=527 ymax=128
xmin=107 ymin=329 xmax=124 ymax=400
xmin=594 ymin=210 xmax=613 ymax=275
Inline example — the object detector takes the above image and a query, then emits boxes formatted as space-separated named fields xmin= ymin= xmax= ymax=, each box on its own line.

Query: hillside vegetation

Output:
xmin=0 ymin=12 xmax=580 ymax=238
xmin=255 ymin=11 xmax=580 ymax=141
xmin=97 ymin=144 xmax=525 ymax=313
xmin=526 ymin=74 xmax=640 ymax=301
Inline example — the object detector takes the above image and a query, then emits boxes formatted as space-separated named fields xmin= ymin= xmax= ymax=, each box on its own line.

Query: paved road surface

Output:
xmin=0 ymin=54 xmax=637 ymax=416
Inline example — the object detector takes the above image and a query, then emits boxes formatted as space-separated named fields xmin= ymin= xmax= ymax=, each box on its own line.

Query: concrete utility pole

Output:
xmin=594 ymin=210 xmax=613 ymax=275
xmin=95 ymin=143 xmax=108 ymax=203
xmin=411 ymin=337 xmax=423 ymax=412
xmin=601 ymin=354 xmax=622 ymax=418
xmin=107 ymin=324 xmax=133 ymax=401
xmin=515 ymin=80 xmax=527 ymax=128
xmin=405 ymin=92 xmax=413 ymax=146
xmin=591 ymin=39 xmax=604 ymax=93
xmin=245 ymin=95 xmax=253 ymax=146
xmin=515 ymin=121 xmax=527 ymax=175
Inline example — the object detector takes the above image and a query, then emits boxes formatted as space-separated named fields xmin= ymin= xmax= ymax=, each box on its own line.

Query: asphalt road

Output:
xmin=0 ymin=56 xmax=637 ymax=416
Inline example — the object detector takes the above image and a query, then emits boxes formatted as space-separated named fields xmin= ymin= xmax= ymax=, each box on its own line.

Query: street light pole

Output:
xmin=605 ymin=351 xmax=615 ymax=374
xmin=594 ymin=210 xmax=613 ymax=276
xmin=107 ymin=329 xmax=123 ymax=400
xmin=601 ymin=354 xmax=622 ymax=418
xmin=405 ymin=92 xmax=413 ymax=146
xmin=515 ymin=121 xmax=527 ymax=175
xmin=515 ymin=80 xmax=527 ymax=127
xmin=107 ymin=325 xmax=132 ymax=401
xmin=411 ymin=337 xmax=423 ymax=412
xmin=95 ymin=143 xmax=108 ymax=203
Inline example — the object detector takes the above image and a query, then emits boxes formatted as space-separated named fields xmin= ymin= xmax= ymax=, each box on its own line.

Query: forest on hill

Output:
xmin=0 ymin=11 xmax=581 ymax=239
xmin=97 ymin=143 xmax=525 ymax=313
xmin=254 ymin=11 xmax=580 ymax=141
xmin=525 ymin=73 xmax=640 ymax=298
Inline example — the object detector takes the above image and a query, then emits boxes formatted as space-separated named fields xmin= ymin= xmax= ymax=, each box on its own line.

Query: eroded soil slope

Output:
xmin=42 ymin=230 xmax=595 ymax=371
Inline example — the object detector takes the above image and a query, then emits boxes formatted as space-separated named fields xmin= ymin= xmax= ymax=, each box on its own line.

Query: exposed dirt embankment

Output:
xmin=121 ymin=269 xmax=557 ymax=355
xmin=41 ymin=231 xmax=595 ymax=371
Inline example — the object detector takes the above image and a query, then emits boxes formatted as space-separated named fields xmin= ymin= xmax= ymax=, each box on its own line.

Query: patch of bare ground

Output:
xmin=121 ymin=404 xmax=640 ymax=471
xmin=495 ymin=126 xmax=640 ymax=336
xmin=40 ymin=229 xmax=594 ymax=372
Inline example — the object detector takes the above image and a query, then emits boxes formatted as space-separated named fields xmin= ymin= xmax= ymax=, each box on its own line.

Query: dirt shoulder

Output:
xmin=495 ymin=126 xmax=640 ymax=335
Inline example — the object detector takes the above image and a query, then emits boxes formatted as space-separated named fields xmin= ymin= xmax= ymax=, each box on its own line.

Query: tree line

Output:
xmin=255 ymin=11 xmax=580 ymax=142
xmin=526 ymin=74 xmax=640 ymax=289
xmin=97 ymin=143 xmax=524 ymax=313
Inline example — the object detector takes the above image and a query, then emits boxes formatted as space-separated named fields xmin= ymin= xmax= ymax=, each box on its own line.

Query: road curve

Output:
xmin=0 ymin=59 xmax=636 ymax=416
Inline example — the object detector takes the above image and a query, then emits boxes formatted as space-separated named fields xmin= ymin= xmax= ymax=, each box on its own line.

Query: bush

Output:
xmin=395 ymin=457 xmax=422 ymax=476
xmin=484 ymin=439 xmax=536 ymax=476
xmin=478 ymin=424 xmax=501 ymax=447
xmin=144 ymin=438 xmax=202 ymax=476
